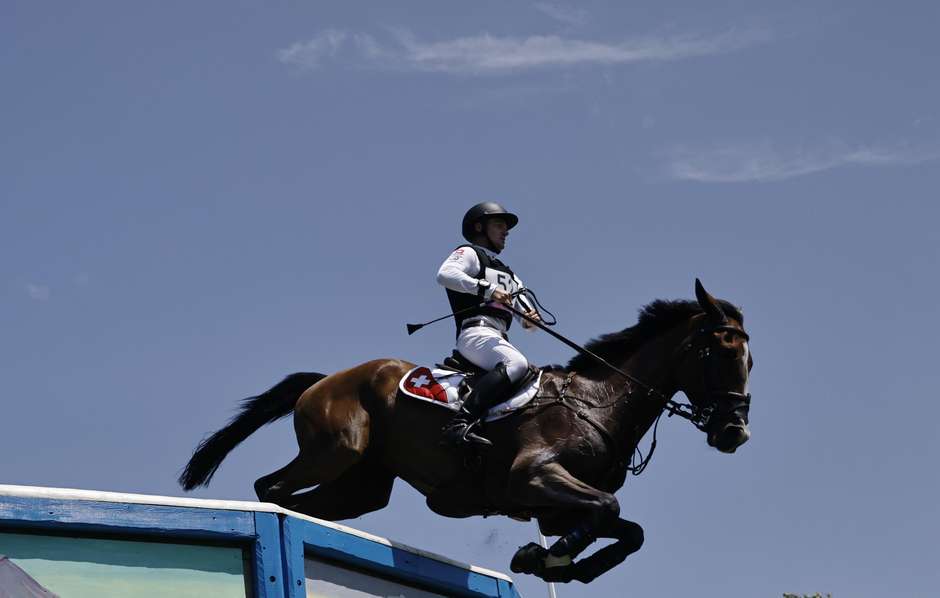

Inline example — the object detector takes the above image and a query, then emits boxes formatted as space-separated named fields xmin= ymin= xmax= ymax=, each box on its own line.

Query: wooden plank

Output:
xmin=253 ymin=512 xmax=287 ymax=598
xmin=0 ymin=495 xmax=254 ymax=539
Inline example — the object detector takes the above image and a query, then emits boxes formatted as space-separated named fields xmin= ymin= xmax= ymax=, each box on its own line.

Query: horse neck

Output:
xmin=590 ymin=321 xmax=688 ymax=451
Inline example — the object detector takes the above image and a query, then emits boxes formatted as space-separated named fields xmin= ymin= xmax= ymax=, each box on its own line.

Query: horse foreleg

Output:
xmin=507 ymin=461 xmax=620 ymax=580
xmin=541 ymin=518 xmax=644 ymax=584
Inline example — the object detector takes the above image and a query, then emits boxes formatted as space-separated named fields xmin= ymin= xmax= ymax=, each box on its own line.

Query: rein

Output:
xmin=504 ymin=303 xmax=670 ymax=403
xmin=513 ymin=306 xmax=750 ymax=477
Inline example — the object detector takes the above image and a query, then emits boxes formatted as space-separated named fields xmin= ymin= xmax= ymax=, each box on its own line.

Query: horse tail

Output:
xmin=178 ymin=372 xmax=327 ymax=490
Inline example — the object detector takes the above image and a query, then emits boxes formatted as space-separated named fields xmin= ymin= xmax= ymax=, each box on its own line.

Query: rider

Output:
xmin=436 ymin=202 xmax=541 ymax=448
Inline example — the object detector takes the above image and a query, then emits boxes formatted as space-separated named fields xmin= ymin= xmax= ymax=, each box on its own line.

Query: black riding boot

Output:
xmin=441 ymin=363 xmax=514 ymax=449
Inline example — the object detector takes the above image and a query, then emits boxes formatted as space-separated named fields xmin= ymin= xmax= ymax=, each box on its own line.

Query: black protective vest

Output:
xmin=446 ymin=244 xmax=522 ymax=334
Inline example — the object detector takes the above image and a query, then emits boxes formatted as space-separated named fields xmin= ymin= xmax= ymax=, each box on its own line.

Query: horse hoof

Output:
xmin=510 ymin=543 xmax=547 ymax=575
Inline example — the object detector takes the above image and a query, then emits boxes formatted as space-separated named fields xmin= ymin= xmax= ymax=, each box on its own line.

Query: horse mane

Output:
xmin=566 ymin=299 xmax=743 ymax=373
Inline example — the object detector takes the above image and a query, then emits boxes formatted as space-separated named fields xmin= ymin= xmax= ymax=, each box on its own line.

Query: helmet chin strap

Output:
xmin=471 ymin=231 xmax=501 ymax=253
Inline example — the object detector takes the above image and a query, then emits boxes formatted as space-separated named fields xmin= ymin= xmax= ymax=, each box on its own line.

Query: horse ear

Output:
xmin=695 ymin=278 xmax=727 ymax=324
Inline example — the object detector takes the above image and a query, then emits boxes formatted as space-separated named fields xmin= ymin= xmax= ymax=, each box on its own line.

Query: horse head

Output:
xmin=674 ymin=279 xmax=753 ymax=454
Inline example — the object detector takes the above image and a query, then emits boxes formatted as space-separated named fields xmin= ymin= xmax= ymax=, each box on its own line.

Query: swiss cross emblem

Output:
xmin=410 ymin=374 xmax=431 ymax=388
xmin=404 ymin=367 xmax=448 ymax=403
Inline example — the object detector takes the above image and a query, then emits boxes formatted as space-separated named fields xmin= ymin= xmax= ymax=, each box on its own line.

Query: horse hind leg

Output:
xmin=283 ymin=460 xmax=395 ymax=521
xmin=256 ymin=385 xmax=373 ymax=505
xmin=257 ymin=426 xmax=371 ymax=506
xmin=255 ymin=460 xmax=298 ymax=501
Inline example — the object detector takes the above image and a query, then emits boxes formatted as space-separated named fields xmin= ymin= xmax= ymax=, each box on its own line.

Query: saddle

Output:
xmin=437 ymin=351 xmax=486 ymax=377
xmin=398 ymin=354 xmax=542 ymax=421
xmin=436 ymin=351 xmax=539 ymax=398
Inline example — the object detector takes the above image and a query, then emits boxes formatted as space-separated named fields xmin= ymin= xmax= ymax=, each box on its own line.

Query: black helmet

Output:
xmin=461 ymin=202 xmax=519 ymax=242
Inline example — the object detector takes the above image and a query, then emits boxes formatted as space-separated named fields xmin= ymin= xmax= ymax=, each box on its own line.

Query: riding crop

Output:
xmin=406 ymin=303 xmax=495 ymax=335
xmin=405 ymin=291 xmax=528 ymax=335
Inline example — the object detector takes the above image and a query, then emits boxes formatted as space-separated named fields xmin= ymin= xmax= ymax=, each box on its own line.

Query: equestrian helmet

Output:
xmin=461 ymin=202 xmax=519 ymax=241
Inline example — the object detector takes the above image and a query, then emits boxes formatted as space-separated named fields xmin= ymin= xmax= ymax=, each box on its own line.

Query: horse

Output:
xmin=179 ymin=279 xmax=753 ymax=584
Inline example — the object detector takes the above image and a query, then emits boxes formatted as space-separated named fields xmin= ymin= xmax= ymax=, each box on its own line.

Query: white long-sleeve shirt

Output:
xmin=436 ymin=245 xmax=537 ymax=330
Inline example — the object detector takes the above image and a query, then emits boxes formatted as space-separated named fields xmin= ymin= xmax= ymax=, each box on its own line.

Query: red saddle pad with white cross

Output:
xmin=398 ymin=366 xmax=541 ymax=421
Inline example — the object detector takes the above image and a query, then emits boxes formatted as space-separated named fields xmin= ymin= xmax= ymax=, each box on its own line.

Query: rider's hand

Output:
xmin=491 ymin=288 xmax=513 ymax=305
xmin=521 ymin=310 xmax=541 ymax=329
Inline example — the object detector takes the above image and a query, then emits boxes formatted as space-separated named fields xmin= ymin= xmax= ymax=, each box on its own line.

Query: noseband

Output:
xmin=668 ymin=324 xmax=751 ymax=432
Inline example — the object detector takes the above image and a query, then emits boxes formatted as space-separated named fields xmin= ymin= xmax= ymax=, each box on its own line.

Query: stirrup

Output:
xmin=441 ymin=419 xmax=493 ymax=448
xmin=461 ymin=419 xmax=493 ymax=447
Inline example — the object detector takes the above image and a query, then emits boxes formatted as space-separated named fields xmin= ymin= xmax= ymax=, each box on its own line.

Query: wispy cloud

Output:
xmin=533 ymin=2 xmax=589 ymax=27
xmin=277 ymin=29 xmax=348 ymax=69
xmin=278 ymin=27 xmax=772 ymax=75
xmin=26 ymin=283 xmax=50 ymax=302
xmin=665 ymin=140 xmax=940 ymax=183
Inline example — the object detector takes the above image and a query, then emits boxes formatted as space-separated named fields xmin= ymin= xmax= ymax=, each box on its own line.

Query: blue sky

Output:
xmin=2 ymin=2 xmax=939 ymax=597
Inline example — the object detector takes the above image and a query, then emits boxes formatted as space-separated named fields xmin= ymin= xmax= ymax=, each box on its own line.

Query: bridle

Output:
xmin=528 ymin=318 xmax=752 ymax=477
xmin=625 ymin=320 xmax=751 ymax=475
xmin=575 ymin=321 xmax=752 ymax=432
xmin=505 ymin=296 xmax=752 ymax=475
xmin=668 ymin=323 xmax=752 ymax=433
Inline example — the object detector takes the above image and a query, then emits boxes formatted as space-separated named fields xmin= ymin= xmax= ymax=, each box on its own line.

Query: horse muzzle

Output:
xmin=707 ymin=421 xmax=751 ymax=453
xmin=703 ymin=392 xmax=751 ymax=453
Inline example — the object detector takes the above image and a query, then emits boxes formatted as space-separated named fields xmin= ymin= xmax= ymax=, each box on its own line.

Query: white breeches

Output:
xmin=456 ymin=325 xmax=529 ymax=383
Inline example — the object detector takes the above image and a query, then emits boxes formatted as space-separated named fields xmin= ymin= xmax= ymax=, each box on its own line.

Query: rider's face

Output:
xmin=482 ymin=218 xmax=509 ymax=253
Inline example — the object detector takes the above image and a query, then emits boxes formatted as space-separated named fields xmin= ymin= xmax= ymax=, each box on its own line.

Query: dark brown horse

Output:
xmin=179 ymin=279 xmax=753 ymax=583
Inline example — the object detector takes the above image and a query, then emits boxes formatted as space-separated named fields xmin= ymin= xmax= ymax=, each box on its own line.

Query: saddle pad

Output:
xmin=398 ymin=366 xmax=541 ymax=422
